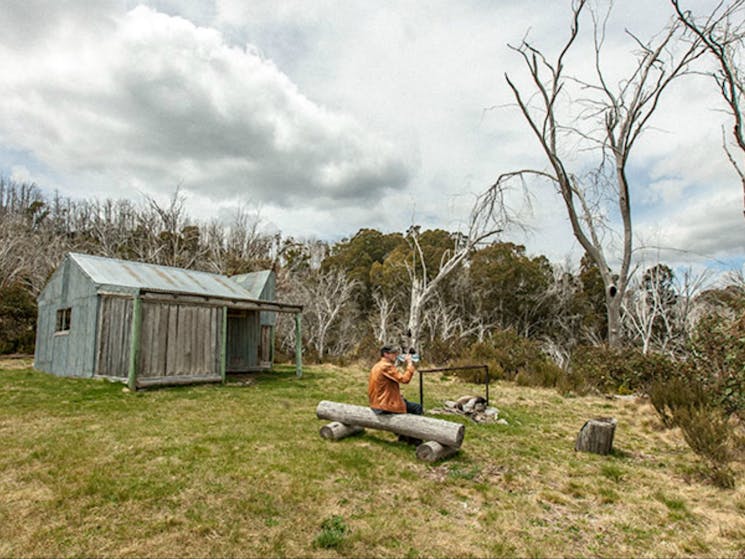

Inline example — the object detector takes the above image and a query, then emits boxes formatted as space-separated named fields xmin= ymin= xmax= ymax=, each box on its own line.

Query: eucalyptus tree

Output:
xmin=469 ymin=242 xmax=555 ymax=338
xmin=322 ymin=228 xmax=405 ymax=313
xmin=482 ymin=0 xmax=705 ymax=346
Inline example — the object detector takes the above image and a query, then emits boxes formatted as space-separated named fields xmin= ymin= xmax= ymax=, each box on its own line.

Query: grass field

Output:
xmin=1 ymin=358 xmax=744 ymax=558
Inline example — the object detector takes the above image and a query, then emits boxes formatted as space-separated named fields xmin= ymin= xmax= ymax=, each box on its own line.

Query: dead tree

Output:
xmin=404 ymin=204 xmax=503 ymax=351
xmin=672 ymin=0 xmax=745 ymax=218
xmin=482 ymin=0 xmax=705 ymax=346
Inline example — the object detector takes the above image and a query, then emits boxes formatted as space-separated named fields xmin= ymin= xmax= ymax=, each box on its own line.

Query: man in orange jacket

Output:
xmin=368 ymin=344 xmax=423 ymax=417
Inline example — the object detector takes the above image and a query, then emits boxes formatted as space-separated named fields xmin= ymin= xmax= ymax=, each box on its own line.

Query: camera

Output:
xmin=396 ymin=348 xmax=420 ymax=363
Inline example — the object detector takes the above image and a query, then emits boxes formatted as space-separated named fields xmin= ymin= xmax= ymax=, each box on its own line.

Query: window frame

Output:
xmin=55 ymin=307 xmax=72 ymax=334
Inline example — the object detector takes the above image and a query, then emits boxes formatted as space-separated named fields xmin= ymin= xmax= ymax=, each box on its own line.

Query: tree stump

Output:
xmin=319 ymin=421 xmax=365 ymax=441
xmin=575 ymin=417 xmax=617 ymax=455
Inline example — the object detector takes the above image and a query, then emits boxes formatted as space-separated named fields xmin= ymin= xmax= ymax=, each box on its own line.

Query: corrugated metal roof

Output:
xmin=231 ymin=270 xmax=272 ymax=299
xmin=69 ymin=252 xmax=258 ymax=301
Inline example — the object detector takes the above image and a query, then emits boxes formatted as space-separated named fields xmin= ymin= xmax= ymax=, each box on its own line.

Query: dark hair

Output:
xmin=380 ymin=345 xmax=399 ymax=356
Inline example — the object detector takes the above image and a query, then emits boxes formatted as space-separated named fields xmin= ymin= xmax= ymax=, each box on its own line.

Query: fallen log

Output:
xmin=316 ymin=400 xmax=465 ymax=448
xmin=415 ymin=441 xmax=459 ymax=462
xmin=320 ymin=421 xmax=365 ymax=440
xmin=575 ymin=417 xmax=617 ymax=455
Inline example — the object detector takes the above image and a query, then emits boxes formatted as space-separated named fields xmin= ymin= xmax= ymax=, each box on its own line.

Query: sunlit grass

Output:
xmin=0 ymin=358 xmax=743 ymax=557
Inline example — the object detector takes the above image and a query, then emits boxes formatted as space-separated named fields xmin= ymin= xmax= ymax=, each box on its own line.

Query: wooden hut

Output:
xmin=34 ymin=253 xmax=303 ymax=389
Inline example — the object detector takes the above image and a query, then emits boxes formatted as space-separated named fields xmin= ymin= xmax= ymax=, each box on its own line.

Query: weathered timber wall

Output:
xmin=95 ymin=295 xmax=133 ymax=378
xmin=35 ymin=257 xmax=99 ymax=377
xmin=137 ymin=301 xmax=223 ymax=380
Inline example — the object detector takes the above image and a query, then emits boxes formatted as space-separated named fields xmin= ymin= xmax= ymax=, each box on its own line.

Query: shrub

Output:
xmin=514 ymin=359 xmax=564 ymax=388
xmin=675 ymin=406 xmax=736 ymax=489
xmin=444 ymin=329 xmax=564 ymax=389
xmin=425 ymin=335 xmax=469 ymax=365
xmin=569 ymin=345 xmax=676 ymax=395
xmin=648 ymin=367 xmax=737 ymax=489
xmin=0 ymin=284 xmax=37 ymax=355
xmin=687 ymin=313 xmax=745 ymax=417
xmin=313 ymin=515 xmax=348 ymax=549
xmin=648 ymin=375 xmax=707 ymax=428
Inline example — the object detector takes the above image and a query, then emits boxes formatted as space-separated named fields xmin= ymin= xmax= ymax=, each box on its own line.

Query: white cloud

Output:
xmin=0 ymin=0 xmax=742 ymax=274
xmin=0 ymin=4 xmax=409 ymax=208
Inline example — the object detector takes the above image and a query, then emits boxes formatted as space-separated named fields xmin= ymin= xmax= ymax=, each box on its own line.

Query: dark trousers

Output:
xmin=372 ymin=398 xmax=423 ymax=415
xmin=404 ymin=399 xmax=423 ymax=415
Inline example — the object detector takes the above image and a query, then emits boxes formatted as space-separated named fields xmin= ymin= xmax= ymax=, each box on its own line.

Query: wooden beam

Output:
xmin=136 ymin=375 xmax=222 ymax=388
xmin=137 ymin=290 xmax=303 ymax=313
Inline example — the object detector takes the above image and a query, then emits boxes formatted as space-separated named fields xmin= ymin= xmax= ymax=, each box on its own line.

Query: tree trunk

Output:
xmin=316 ymin=400 xmax=465 ymax=448
xmin=575 ymin=417 xmax=617 ymax=455
xmin=606 ymin=290 xmax=622 ymax=347
xmin=408 ymin=279 xmax=423 ymax=351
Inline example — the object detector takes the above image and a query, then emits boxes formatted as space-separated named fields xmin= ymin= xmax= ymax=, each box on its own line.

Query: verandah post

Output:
xmin=295 ymin=312 xmax=303 ymax=378
xmin=220 ymin=306 xmax=227 ymax=384
xmin=127 ymin=294 xmax=142 ymax=391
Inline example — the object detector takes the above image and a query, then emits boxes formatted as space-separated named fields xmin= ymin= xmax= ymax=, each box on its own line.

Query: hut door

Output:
xmin=226 ymin=310 xmax=259 ymax=372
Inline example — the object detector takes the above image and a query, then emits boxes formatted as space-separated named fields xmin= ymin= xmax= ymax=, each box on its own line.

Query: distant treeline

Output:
xmin=0 ymin=177 xmax=740 ymax=363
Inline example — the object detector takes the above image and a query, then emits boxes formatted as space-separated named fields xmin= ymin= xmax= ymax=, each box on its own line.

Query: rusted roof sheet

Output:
xmin=69 ymin=252 xmax=257 ymax=301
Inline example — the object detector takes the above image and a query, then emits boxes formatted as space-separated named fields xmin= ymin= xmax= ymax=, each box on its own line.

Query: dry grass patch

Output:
xmin=0 ymin=364 xmax=743 ymax=557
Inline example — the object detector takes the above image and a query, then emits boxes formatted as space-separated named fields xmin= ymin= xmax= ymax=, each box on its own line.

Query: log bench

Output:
xmin=316 ymin=400 xmax=465 ymax=462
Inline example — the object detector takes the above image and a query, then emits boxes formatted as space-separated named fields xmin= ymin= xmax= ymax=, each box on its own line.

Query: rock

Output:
xmin=431 ymin=396 xmax=500 ymax=424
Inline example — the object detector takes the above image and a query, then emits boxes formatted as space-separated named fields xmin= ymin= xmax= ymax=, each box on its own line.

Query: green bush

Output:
xmin=646 ymin=354 xmax=738 ymax=489
xmin=444 ymin=329 xmax=563 ymax=388
xmin=687 ymin=313 xmax=745 ymax=417
xmin=569 ymin=345 xmax=676 ymax=394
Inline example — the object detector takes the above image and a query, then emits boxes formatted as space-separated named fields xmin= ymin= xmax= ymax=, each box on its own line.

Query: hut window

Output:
xmin=56 ymin=308 xmax=72 ymax=332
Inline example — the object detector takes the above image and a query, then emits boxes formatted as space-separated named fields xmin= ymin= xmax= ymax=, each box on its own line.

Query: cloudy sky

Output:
xmin=1 ymin=0 xmax=744 ymax=275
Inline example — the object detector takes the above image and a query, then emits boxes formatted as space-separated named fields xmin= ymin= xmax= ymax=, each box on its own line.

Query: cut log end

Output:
xmin=415 ymin=441 xmax=459 ymax=462
xmin=575 ymin=417 xmax=617 ymax=455
xmin=320 ymin=421 xmax=365 ymax=441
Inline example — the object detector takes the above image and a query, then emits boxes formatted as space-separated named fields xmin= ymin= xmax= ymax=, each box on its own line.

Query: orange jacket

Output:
xmin=368 ymin=357 xmax=416 ymax=413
